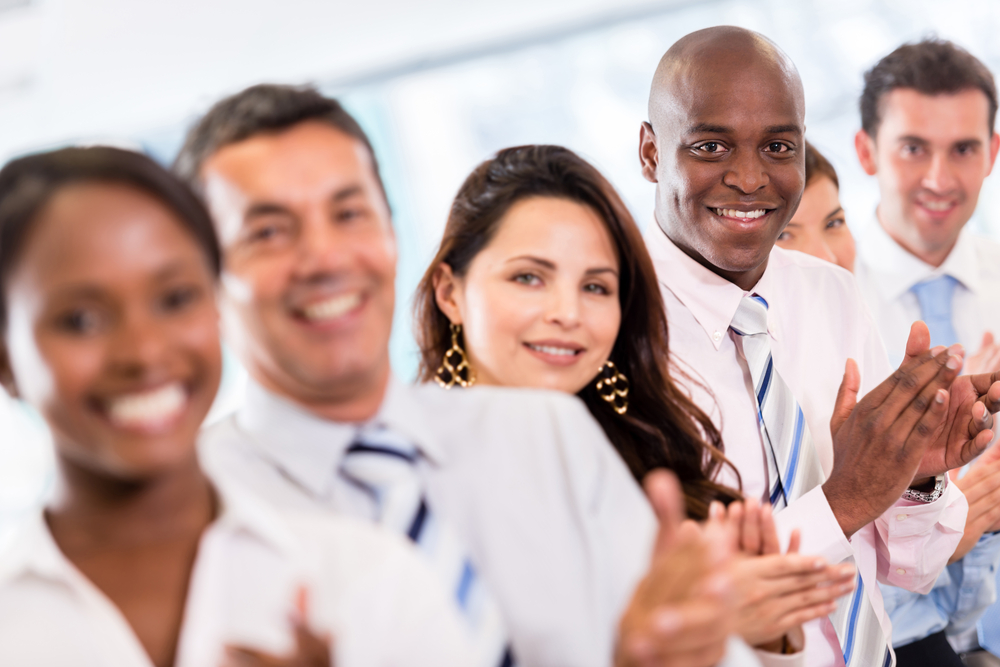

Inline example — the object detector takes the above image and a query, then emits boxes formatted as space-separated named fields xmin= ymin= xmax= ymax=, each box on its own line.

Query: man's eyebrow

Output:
xmin=764 ymin=124 xmax=802 ymax=135
xmin=687 ymin=123 xmax=733 ymax=134
xmin=898 ymin=135 xmax=930 ymax=145
xmin=245 ymin=202 xmax=292 ymax=219
xmin=332 ymin=185 xmax=364 ymax=202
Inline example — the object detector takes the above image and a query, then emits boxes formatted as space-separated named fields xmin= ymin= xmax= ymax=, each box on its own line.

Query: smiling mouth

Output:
xmin=713 ymin=208 xmax=770 ymax=220
xmin=918 ymin=200 xmax=956 ymax=212
xmin=300 ymin=293 xmax=363 ymax=322
xmin=105 ymin=383 xmax=188 ymax=430
xmin=525 ymin=343 xmax=583 ymax=357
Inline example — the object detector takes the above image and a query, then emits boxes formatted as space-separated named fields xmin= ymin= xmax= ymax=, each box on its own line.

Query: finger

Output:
xmin=224 ymin=647 xmax=283 ymax=667
xmin=742 ymin=497 xmax=762 ymax=555
xmin=864 ymin=343 xmax=943 ymax=409
xmin=758 ymin=502 xmax=782 ymax=556
xmin=726 ymin=501 xmax=745 ymax=552
xmin=774 ymin=600 xmax=840 ymax=629
xmin=903 ymin=321 xmax=931 ymax=364
xmin=831 ymin=358 xmax=860 ymax=437
xmin=787 ymin=529 xmax=801 ymax=555
xmin=969 ymin=375 xmax=1000 ymax=413
xmin=886 ymin=348 xmax=959 ymax=438
xmin=644 ymin=470 xmax=684 ymax=556
xmin=902 ymin=388 xmax=950 ymax=459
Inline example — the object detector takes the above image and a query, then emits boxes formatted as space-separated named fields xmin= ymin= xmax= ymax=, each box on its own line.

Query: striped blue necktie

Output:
xmin=730 ymin=294 xmax=894 ymax=667
xmin=911 ymin=276 xmax=960 ymax=348
xmin=341 ymin=426 xmax=515 ymax=667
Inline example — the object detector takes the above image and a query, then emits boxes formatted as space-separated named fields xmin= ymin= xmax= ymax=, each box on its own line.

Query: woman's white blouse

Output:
xmin=0 ymin=479 xmax=476 ymax=667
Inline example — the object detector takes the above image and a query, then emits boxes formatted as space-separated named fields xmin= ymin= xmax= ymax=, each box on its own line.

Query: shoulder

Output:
xmin=767 ymin=246 xmax=869 ymax=312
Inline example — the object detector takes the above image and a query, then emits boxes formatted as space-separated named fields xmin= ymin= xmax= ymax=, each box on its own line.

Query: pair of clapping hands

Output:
xmin=616 ymin=471 xmax=854 ymax=667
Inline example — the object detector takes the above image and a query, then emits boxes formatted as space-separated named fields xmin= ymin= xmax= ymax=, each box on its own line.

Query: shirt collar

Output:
xmin=235 ymin=376 xmax=447 ymax=498
xmin=644 ymin=222 xmax=779 ymax=349
xmin=857 ymin=212 xmax=982 ymax=299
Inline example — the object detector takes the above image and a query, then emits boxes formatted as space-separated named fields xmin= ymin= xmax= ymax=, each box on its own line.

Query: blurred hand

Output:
xmin=616 ymin=470 xmax=734 ymax=667
xmin=966 ymin=332 xmax=1000 ymax=376
xmin=825 ymin=322 xmax=962 ymax=538
xmin=950 ymin=444 xmax=1000 ymax=563
xmin=709 ymin=499 xmax=856 ymax=651
xmin=222 ymin=588 xmax=332 ymax=667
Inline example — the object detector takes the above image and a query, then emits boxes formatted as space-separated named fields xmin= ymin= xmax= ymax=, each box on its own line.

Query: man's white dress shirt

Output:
xmin=0 ymin=476 xmax=476 ymax=667
xmin=646 ymin=224 xmax=968 ymax=667
xmin=855 ymin=221 xmax=1000 ymax=368
xmin=856 ymin=219 xmax=1000 ymax=652
xmin=201 ymin=379 xmax=663 ymax=667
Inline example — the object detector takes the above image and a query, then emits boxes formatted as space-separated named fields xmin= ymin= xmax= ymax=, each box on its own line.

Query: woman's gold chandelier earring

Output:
xmin=595 ymin=361 xmax=629 ymax=415
xmin=435 ymin=323 xmax=476 ymax=389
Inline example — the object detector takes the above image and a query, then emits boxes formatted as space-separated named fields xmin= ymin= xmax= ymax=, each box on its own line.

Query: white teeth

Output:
xmin=302 ymin=293 xmax=362 ymax=322
xmin=714 ymin=208 xmax=767 ymax=220
xmin=107 ymin=383 xmax=187 ymax=429
xmin=528 ymin=344 xmax=579 ymax=357
xmin=921 ymin=200 xmax=953 ymax=211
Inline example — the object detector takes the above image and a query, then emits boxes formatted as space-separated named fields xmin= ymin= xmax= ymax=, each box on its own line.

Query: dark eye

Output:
xmin=696 ymin=142 xmax=727 ymax=154
xmin=902 ymin=144 xmax=923 ymax=157
xmin=955 ymin=143 xmax=976 ymax=156
xmin=160 ymin=285 xmax=202 ymax=313
xmin=247 ymin=224 xmax=282 ymax=243
xmin=336 ymin=207 xmax=365 ymax=223
xmin=56 ymin=308 xmax=102 ymax=335
xmin=776 ymin=231 xmax=792 ymax=242
xmin=826 ymin=217 xmax=846 ymax=230
xmin=765 ymin=142 xmax=790 ymax=154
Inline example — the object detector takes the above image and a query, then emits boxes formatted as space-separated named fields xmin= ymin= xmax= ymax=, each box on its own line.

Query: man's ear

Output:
xmin=855 ymin=129 xmax=878 ymax=176
xmin=432 ymin=263 xmax=463 ymax=325
xmin=986 ymin=131 xmax=1000 ymax=176
xmin=639 ymin=122 xmax=659 ymax=184
xmin=0 ymin=341 xmax=17 ymax=399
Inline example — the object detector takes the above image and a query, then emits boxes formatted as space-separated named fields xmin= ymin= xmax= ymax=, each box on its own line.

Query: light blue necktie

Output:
xmin=731 ymin=294 xmax=894 ymax=667
xmin=911 ymin=276 xmax=960 ymax=348
xmin=980 ymin=574 xmax=1000 ymax=656
xmin=341 ymin=425 xmax=515 ymax=667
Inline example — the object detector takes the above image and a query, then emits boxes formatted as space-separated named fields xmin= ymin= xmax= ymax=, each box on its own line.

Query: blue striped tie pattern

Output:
xmin=730 ymin=294 xmax=894 ymax=667
xmin=341 ymin=426 xmax=515 ymax=667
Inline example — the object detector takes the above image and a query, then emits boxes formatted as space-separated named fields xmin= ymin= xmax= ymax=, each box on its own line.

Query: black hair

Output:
xmin=0 ymin=145 xmax=221 ymax=332
xmin=861 ymin=38 xmax=997 ymax=137
xmin=173 ymin=83 xmax=386 ymax=199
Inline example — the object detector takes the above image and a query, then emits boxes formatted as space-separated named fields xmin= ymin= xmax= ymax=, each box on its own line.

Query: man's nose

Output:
xmin=723 ymin=149 xmax=768 ymax=193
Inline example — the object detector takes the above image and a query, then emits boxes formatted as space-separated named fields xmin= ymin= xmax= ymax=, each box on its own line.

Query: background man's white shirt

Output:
xmin=855 ymin=221 xmax=1000 ymax=367
xmin=646 ymin=225 xmax=967 ymax=667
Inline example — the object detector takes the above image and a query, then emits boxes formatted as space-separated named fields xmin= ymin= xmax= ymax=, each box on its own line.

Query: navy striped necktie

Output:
xmin=341 ymin=425 xmax=515 ymax=667
xmin=730 ymin=294 xmax=893 ymax=667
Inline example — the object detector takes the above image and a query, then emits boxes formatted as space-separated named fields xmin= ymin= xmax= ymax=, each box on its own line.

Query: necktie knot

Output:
xmin=730 ymin=294 xmax=770 ymax=337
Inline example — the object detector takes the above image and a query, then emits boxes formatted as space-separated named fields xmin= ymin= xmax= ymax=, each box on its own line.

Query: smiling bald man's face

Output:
xmin=640 ymin=32 xmax=806 ymax=290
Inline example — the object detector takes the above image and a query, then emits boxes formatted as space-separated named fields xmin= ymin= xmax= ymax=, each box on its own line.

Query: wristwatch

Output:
xmin=902 ymin=474 xmax=946 ymax=503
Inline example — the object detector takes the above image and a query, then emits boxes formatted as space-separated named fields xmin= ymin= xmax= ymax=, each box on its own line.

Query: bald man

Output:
xmin=639 ymin=26 xmax=1000 ymax=667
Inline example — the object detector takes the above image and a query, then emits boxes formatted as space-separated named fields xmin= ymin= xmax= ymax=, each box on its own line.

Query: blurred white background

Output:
xmin=3 ymin=0 xmax=1000 ymax=535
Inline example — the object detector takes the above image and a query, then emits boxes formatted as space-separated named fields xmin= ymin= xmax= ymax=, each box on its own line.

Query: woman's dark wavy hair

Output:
xmin=0 ymin=146 xmax=221 ymax=333
xmin=414 ymin=145 xmax=741 ymax=519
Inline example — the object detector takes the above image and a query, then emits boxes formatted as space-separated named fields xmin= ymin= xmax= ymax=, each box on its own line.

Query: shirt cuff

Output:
xmin=876 ymin=477 xmax=967 ymax=592
xmin=773 ymin=485 xmax=854 ymax=564
xmin=753 ymin=646 xmax=806 ymax=667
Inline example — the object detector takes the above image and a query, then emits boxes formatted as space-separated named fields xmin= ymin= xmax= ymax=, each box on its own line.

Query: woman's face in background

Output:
xmin=1 ymin=182 xmax=222 ymax=480
xmin=775 ymin=175 xmax=856 ymax=272
xmin=435 ymin=196 xmax=621 ymax=394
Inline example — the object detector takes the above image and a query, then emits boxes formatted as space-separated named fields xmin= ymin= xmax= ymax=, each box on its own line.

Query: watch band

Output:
xmin=902 ymin=474 xmax=946 ymax=503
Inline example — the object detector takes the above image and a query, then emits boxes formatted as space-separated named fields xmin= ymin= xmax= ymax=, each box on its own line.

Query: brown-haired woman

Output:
xmin=414 ymin=144 xmax=857 ymax=660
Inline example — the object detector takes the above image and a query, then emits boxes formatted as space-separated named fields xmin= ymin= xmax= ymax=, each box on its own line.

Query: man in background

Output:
xmin=853 ymin=39 xmax=1000 ymax=667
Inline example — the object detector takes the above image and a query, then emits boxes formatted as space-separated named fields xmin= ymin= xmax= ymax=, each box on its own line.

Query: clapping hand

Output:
xmin=966 ymin=332 xmax=1000 ymax=376
xmin=616 ymin=471 xmax=735 ymax=667
xmin=222 ymin=588 xmax=332 ymax=667
xmin=710 ymin=498 xmax=855 ymax=653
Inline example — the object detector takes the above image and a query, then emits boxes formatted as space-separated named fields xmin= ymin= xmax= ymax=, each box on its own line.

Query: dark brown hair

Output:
xmin=413 ymin=145 xmax=741 ymax=519
xmin=805 ymin=140 xmax=839 ymax=189
xmin=0 ymin=146 xmax=220 ymax=333
xmin=861 ymin=38 xmax=997 ymax=138
xmin=173 ymin=83 xmax=386 ymax=200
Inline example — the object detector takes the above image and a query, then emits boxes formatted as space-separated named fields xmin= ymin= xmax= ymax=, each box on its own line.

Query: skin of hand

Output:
xmin=824 ymin=322 xmax=965 ymax=538
xmin=949 ymin=443 xmax=1000 ymax=563
xmin=222 ymin=588 xmax=332 ymax=667
xmin=897 ymin=322 xmax=1000 ymax=481
xmin=966 ymin=332 xmax=1000 ymax=376
xmin=616 ymin=471 xmax=735 ymax=667
xmin=709 ymin=499 xmax=856 ymax=652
